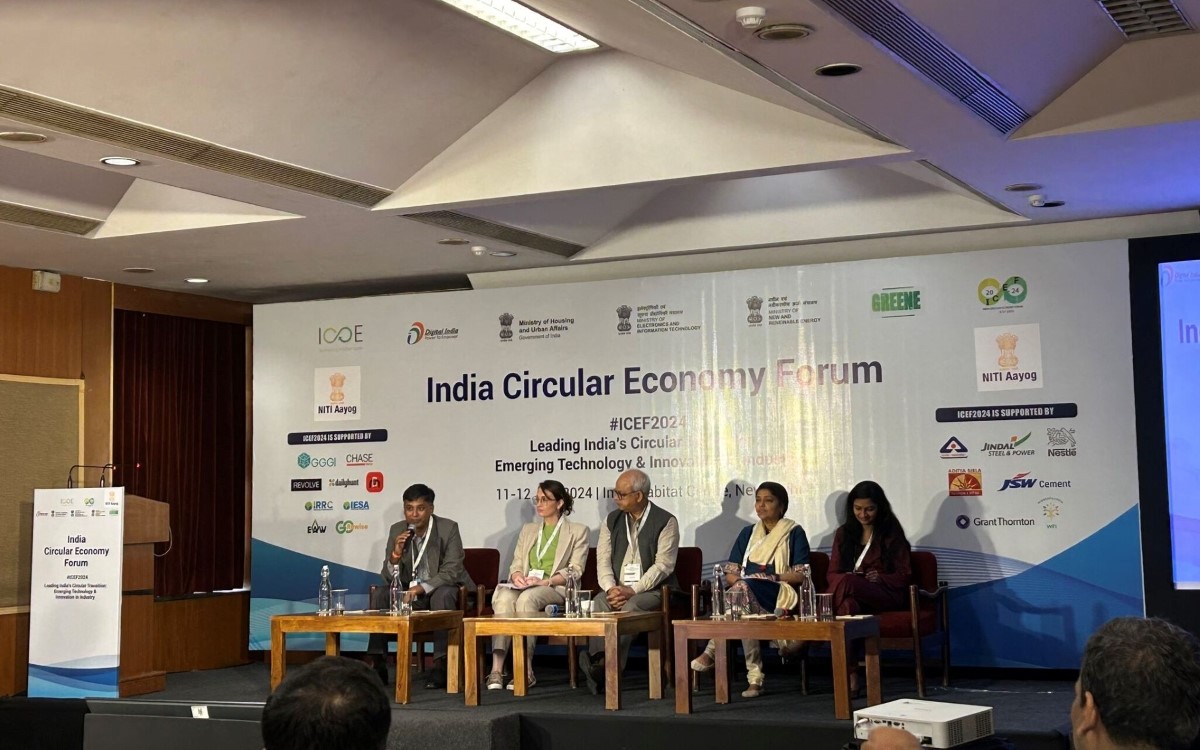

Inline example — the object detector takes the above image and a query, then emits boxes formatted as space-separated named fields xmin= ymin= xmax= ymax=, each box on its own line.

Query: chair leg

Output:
xmin=801 ymin=655 xmax=808 ymax=696
xmin=567 ymin=636 xmax=577 ymax=688
xmin=913 ymin=640 xmax=926 ymax=698
xmin=663 ymin=624 xmax=674 ymax=686
xmin=941 ymin=631 xmax=950 ymax=687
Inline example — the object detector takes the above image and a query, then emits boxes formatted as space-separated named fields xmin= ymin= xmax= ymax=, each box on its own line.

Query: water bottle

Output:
xmin=711 ymin=563 xmax=725 ymax=619
xmin=798 ymin=564 xmax=816 ymax=621
xmin=564 ymin=564 xmax=581 ymax=617
xmin=389 ymin=563 xmax=401 ymax=614
xmin=318 ymin=565 xmax=332 ymax=616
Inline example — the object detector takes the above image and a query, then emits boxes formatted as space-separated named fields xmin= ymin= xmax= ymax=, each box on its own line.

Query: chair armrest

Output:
xmin=690 ymin=583 xmax=700 ymax=619
xmin=917 ymin=584 xmax=949 ymax=600
xmin=475 ymin=584 xmax=488 ymax=615
xmin=456 ymin=584 xmax=467 ymax=612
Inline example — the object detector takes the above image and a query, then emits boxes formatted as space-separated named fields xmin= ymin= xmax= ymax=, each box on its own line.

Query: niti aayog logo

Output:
xmin=407 ymin=322 xmax=426 ymax=345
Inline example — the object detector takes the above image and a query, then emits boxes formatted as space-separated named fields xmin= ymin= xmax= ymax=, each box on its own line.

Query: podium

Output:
xmin=119 ymin=494 xmax=169 ymax=696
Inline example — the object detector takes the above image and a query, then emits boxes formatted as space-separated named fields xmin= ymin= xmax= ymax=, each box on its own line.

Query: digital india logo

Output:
xmin=407 ymin=321 xmax=425 ymax=345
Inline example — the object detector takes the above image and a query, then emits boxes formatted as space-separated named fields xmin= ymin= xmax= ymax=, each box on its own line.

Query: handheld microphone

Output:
xmin=774 ymin=607 xmax=791 ymax=620
xmin=544 ymin=604 xmax=562 ymax=616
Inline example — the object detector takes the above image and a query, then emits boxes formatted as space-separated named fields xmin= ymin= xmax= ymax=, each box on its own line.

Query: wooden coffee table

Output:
xmin=673 ymin=615 xmax=881 ymax=719
xmin=270 ymin=610 xmax=462 ymax=704
xmin=463 ymin=611 xmax=662 ymax=710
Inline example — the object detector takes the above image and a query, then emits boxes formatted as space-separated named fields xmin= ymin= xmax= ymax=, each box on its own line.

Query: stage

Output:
xmin=1 ymin=657 xmax=1075 ymax=750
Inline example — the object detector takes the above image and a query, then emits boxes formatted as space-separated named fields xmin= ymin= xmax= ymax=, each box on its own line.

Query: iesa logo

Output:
xmin=317 ymin=325 xmax=364 ymax=346
xmin=304 ymin=500 xmax=335 ymax=512
xmin=297 ymin=453 xmax=336 ymax=469
xmin=977 ymin=276 xmax=1028 ymax=307
xmin=407 ymin=322 xmax=425 ymax=345
xmin=367 ymin=472 xmax=384 ymax=493
xmin=336 ymin=520 xmax=369 ymax=534
xmin=343 ymin=500 xmax=371 ymax=511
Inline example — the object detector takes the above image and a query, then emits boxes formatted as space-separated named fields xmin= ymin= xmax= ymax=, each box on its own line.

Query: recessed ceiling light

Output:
xmin=489 ymin=251 xmax=517 ymax=257
xmin=755 ymin=23 xmax=814 ymax=41
xmin=1038 ymin=201 xmax=1066 ymax=208
xmin=122 ymin=267 xmax=156 ymax=274
xmin=100 ymin=156 xmax=141 ymax=167
xmin=0 ymin=131 xmax=49 ymax=143
xmin=185 ymin=277 xmax=209 ymax=284
xmin=437 ymin=238 xmax=471 ymax=246
xmin=1005 ymin=183 xmax=1042 ymax=192
xmin=471 ymin=245 xmax=487 ymax=257
xmin=432 ymin=0 xmax=599 ymax=53
xmin=815 ymin=63 xmax=862 ymax=77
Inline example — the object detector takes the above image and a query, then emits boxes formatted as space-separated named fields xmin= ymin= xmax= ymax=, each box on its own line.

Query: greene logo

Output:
xmin=978 ymin=276 xmax=1028 ymax=306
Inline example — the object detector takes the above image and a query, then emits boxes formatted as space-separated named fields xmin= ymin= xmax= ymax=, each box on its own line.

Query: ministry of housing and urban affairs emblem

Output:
xmin=499 ymin=312 xmax=514 ymax=340
xmin=616 ymin=305 xmax=632 ymax=333
xmin=746 ymin=296 xmax=763 ymax=324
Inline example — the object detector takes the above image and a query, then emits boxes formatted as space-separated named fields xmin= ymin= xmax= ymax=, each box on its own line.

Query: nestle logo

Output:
xmin=291 ymin=479 xmax=322 ymax=491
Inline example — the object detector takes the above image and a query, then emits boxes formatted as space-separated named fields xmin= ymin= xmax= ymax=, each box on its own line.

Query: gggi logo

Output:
xmin=298 ymin=453 xmax=336 ymax=469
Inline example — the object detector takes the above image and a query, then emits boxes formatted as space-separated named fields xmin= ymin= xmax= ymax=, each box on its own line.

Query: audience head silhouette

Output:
xmin=262 ymin=656 xmax=391 ymax=750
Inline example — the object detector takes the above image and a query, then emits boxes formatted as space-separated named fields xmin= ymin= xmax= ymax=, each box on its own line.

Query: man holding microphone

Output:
xmin=367 ymin=483 xmax=473 ymax=689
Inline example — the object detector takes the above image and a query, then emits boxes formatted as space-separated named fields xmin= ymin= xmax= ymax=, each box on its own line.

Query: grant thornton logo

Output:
xmin=407 ymin=322 xmax=425 ymax=345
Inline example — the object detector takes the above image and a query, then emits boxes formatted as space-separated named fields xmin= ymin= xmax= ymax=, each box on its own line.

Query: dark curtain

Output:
xmin=113 ymin=310 xmax=247 ymax=596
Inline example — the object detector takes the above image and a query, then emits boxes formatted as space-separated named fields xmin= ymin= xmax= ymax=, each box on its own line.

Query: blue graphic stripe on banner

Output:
xmin=949 ymin=507 xmax=1143 ymax=668
xmin=250 ymin=537 xmax=377 ymax=601
xmin=28 ymin=664 xmax=119 ymax=698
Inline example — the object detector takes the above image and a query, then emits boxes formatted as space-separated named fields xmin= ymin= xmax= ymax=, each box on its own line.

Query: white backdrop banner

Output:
xmin=252 ymin=240 xmax=1143 ymax=667
xmin=28 ymin=487 xmax=124 ymax=697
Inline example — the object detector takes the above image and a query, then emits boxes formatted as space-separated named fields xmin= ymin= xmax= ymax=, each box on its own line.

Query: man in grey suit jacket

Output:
xmin=368 ymin=483 xmax=474 ymax=688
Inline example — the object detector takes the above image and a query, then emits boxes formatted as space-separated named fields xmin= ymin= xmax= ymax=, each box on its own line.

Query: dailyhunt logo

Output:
xmin=982 ymin=432 xmax=1035 ymax=458
xmin=871 ymin=286 xmax=922 ymax=318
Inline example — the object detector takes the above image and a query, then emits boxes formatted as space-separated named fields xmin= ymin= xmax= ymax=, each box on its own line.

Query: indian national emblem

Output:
xmin=746 ymin=296 xmax=763 ymax=324
xmin=616 ymin=305 xmax=632 ymax=333
xmin=995 ymin=332 xmax=1019 ymax=370
xmin=328 ymin=372 xmax=346 ymax=403
xmin=499 ymin=313 xmax=514 ymax=340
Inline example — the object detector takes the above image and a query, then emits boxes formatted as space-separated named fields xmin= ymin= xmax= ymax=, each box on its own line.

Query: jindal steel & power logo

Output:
xmin=407 ymin=322 xmax=425 ymax=345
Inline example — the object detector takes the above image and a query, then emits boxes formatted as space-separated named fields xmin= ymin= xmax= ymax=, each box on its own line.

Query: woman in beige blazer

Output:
xmin=487 ymin=479 xmax=589 ymax=690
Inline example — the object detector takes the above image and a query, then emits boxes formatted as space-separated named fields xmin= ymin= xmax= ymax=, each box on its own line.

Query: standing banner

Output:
xmin=28 ymin=487 xmax=124 ymax=698
xmin=252 ymin=240 xmax=1143 ymax=667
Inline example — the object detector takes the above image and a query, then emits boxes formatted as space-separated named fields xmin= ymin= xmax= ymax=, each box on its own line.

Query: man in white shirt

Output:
xmin=577 ymin=468 xmax=679 ymax=695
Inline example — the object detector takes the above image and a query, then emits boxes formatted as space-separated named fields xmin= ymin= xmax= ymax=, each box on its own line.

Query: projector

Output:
xmin=854 ymin=699 xmax=994 ymax=748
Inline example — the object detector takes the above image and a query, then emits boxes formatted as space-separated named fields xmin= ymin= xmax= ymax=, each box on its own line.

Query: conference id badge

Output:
xmin=526 ymin=569 xmax=545 ymax=581
xmin=622 ymin=563 xmax=640 ymax=585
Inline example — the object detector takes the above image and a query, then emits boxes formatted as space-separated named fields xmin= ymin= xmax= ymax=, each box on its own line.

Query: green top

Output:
xmin=528 ymin=523 xmax=561 ymax=574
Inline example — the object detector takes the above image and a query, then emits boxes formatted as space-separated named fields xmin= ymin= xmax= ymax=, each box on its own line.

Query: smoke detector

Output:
xmin=736 ymin=6 xmax=767 ymax=29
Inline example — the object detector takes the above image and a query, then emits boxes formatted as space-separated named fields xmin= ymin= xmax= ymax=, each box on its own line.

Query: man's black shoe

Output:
xmin=364 ymin=655 xmax=388 ymax=686
xmin=578 ymin=651 xmax=604 ymax=696
xmin=424 ymin=665 xmax=447 ymax=690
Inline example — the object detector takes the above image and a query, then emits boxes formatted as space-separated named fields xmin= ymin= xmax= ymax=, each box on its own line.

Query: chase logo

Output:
xmin=305 ymin=500 xmax=335 ymax=511
xmin=998 ymin=472 xmax=1036 ymax=491
xmin=939 ymin=436 xmax=968 ymax=459
xmin=977 ymin=276 xmax=1028 ymax=307
xmin=343 ymin=500 xmax=370 ymax=511
xmin=336 ymin=520 xmax=369 ymax=534
xmin=298 ymin=453 xmax=336 ymax=469
xmin=407 ymin=322 xmax=425 ymax=345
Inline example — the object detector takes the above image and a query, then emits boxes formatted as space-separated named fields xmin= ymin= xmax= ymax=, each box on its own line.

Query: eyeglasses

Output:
xmin=534 ymin=497 xmax=559 ymax=505
xmin=612 ymin=490 xmax=640 ymax=500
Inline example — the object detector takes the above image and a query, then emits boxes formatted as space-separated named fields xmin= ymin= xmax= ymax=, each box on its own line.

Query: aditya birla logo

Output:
xmin=407 ymin=322 xmax=425 ymax=345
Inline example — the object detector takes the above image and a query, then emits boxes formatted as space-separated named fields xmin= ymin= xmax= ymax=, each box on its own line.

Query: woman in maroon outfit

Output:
xmin=826 ymin=480 xmax=912 ymax=693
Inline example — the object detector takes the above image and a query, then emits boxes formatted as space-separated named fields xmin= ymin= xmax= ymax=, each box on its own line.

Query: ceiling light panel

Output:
xmin=434 ymin=0 xmax=599 ymax=53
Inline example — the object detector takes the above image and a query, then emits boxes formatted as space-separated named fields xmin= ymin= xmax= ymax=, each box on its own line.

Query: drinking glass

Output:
xmin=331 ymin=589 xmax=348 ymax=614
xmin=578 ymin=590 xmax=593 ymax=617
xmin=724 ymin=588 xmax=748 ymax=620
xmin=815 ymin=593 xmax=834 ymax=621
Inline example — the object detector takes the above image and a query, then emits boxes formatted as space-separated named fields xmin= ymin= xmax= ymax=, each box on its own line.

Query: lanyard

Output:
xmin=410 ymin=518 xmax=435 ymax=574
xmin=625 ymin=503 xmax=651 ymax=564
xmin=853 ymin=531 xmax=873 ymax=572
xmin=533 ymin=520 xmax=563 ymax=563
